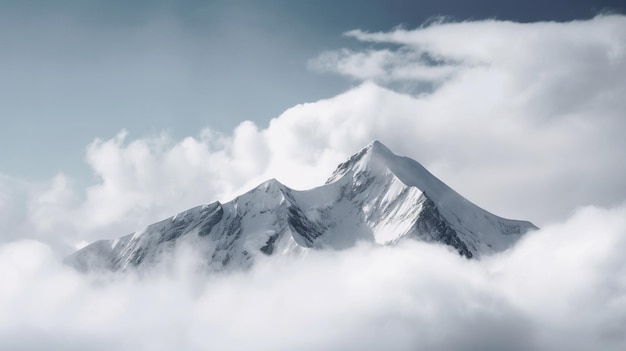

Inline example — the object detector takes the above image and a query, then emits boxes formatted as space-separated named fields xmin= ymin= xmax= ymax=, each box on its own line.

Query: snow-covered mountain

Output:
xmin=65 ymin=141 xmax=537 ymax=272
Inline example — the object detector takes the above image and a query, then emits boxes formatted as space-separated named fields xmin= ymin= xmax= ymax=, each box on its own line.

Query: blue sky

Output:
xmin=1 ymin=0 xmax=625 ymax=181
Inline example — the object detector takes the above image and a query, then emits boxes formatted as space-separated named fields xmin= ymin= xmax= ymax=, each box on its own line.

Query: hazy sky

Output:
xmin=1 ymin=0 xmax=625 ymax=180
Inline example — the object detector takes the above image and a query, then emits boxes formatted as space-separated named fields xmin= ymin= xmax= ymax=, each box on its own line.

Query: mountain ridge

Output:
xmin=66 ymin=141 xmax=537 ymax=272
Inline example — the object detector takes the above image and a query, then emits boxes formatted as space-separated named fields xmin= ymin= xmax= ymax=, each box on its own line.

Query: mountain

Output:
xmin=65 ymin=141 xmax=537 ymax=272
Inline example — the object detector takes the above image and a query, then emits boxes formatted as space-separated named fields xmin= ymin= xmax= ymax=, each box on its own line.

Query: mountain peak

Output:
xmin=362 ymin=140 xmax=394 ymax=158
xmin=326 ymin=140 xmax=397 ymax=184
xmin=365 ymin=139 xmax=386 ymax=150
xmin=326 ymin=141 xmax=537 ymax=243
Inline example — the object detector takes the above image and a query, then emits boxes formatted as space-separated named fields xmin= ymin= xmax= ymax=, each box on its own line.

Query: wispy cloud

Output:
xmin=310 ymin=47 xmax=461 ymax=83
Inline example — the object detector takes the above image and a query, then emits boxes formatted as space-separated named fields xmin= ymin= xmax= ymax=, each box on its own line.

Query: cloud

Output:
xmin=310 ymin=48 xmax=460 ymax=83
xmin=0 ymin=204 xmax=625 ymax=350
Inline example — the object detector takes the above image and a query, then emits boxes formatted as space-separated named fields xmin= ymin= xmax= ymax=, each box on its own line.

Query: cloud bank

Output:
xmin=0 ymin=204 xmax=625 ymax=350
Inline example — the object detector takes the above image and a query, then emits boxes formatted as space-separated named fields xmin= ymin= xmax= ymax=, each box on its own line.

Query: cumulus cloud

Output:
xmin=0 ymin=204 xmax=625 ymax=350
xmin=312 ymin=15 xmax=626 ymax=216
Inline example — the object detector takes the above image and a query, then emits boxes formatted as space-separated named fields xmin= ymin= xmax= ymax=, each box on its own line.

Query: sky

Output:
xmin=1 ymin=2 xmax=626 ymax=350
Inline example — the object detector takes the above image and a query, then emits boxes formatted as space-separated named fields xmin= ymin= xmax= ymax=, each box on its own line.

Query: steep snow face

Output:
xmin=66 ymin=141 xmax=537 ymax=272
xmin=326 ymin=141 xmax=537 ymax=255
xmin=66 ymin=179 xmax=311 ymax=272
xmin=65 ymin=202 xmax=226 ymax=272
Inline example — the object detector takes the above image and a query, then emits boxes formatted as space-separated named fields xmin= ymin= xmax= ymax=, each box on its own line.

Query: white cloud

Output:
xmin=310 ymin=48 xmax=460 ymax=83
xmin=0 ymin=204 xmax=624 ymax=350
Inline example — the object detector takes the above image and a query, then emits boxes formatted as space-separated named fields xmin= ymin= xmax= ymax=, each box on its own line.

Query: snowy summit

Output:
xmin=66 ymin=141 xmax=537 ymax=272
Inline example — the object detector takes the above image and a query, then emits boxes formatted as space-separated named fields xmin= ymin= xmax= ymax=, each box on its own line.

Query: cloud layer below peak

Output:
xmin=1 ymin=204 xmax=625 ymax=351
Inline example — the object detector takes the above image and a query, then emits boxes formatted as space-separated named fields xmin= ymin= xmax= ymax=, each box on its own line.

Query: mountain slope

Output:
xmin=66 ymin=141 xmax=537 ymax=272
